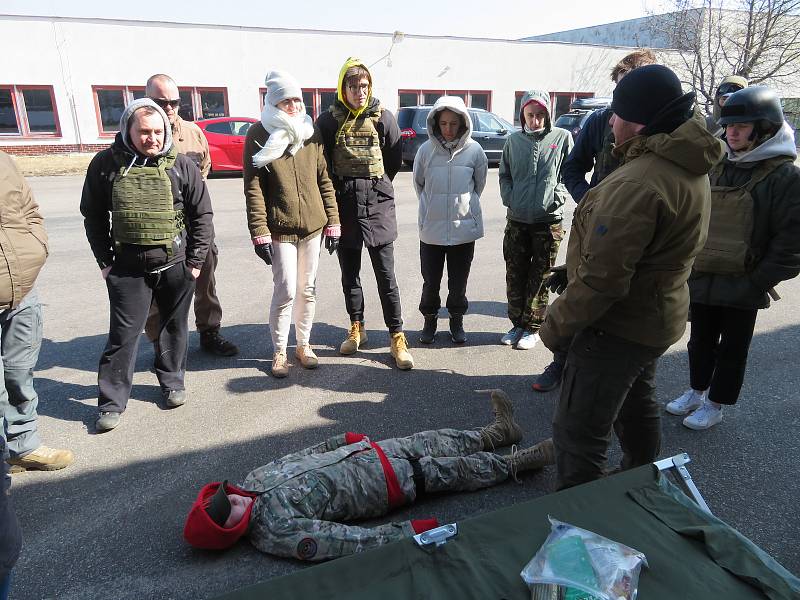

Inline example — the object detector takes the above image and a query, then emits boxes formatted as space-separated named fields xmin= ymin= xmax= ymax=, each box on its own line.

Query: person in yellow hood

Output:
xmin=316 ymin=58 xmax=413 ymax=370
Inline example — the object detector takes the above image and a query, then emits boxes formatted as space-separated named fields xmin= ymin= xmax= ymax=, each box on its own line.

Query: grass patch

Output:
xmin=11 ymin=153 xmax=96 ymax=177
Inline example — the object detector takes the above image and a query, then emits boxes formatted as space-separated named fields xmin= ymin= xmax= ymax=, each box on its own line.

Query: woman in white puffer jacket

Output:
xmin=413 ymin=95 xmax=488 ymax=345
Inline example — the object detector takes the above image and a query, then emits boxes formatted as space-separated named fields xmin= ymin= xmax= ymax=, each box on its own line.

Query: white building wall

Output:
xmin=0 ymin=15 xmax=657 ymax=150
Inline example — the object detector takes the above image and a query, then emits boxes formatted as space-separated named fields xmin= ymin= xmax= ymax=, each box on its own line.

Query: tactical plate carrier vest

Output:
xmin=330 ymin=104 xmax=385 ymax=178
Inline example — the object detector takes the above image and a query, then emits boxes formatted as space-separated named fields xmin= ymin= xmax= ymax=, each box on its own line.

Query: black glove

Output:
xmin=325 ymin=236 xmax=340 ymax=255
xmin=546 ymin=265 xmax=568 ymax=295
xmin=254 ymin=242 xmax=273 ymax=266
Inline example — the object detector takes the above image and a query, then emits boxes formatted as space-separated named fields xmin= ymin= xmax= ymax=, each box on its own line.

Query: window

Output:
xmin=204 ymin=120 xmax=253 ymax=136
xmin=0 ymin=85 xmax=60 ymax=137
xmin=178 ymin=89 xmax=195 ymax=122
xmin=198 ymin=88 xmax=227 ymax=119
xmin=399 ymin=90 xmax=492 ymax=110
xmin=474 ymin=112 xmax=506 ymax=133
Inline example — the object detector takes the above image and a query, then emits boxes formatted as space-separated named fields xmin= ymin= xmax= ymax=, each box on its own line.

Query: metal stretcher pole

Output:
xmin=653 ymin=453 xmax=712 ymax=515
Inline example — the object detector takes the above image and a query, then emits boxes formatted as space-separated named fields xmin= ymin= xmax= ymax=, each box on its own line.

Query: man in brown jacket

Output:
xmin=538 ymin=65 xmax=724 ymax=490
xmin=0 ymin=151 xmax=73 ymax=471
xmin=144 ymin=74 xmax=238 ymax=357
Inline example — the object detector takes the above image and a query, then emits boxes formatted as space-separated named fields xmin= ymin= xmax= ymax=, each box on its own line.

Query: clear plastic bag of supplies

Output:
xmin=520 ymin=517 xmax=648 ymax=600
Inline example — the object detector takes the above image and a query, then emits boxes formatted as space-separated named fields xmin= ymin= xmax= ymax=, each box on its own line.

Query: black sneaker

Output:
xmin=419 ymin=315 xmax=437 ymax=344
xmin=449 ymin=315 xmax=466 ymax=344
xmin=164 ymin=389 xmax=186 ymax=408
xmin=200 ymin=328 xmax=239 ymax=356
xmin=532 ymin=361 xmax=564 ymax=392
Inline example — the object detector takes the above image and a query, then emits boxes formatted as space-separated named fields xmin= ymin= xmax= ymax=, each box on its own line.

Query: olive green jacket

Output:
xmin=244 ymin=122 xmax=339 ymax=243
xmin=540 ymin=116 xmax=724 ymax=350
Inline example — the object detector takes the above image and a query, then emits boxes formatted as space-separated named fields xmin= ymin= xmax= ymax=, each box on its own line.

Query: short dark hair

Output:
xmin=343 ymin=66 xmax=371 ymax=88
xmin=611 ymin=49 xmax=657 ymax=83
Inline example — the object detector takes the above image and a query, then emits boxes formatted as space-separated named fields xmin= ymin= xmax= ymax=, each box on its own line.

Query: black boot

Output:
xmin=419 ymin=315 xmax=437 ymax=344
xmin=449 ymin=314 xmax=466 ymax=344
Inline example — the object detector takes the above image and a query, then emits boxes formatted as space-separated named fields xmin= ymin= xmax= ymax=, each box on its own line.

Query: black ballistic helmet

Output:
xmin=718 ymin=86 xmax=784 ymax=127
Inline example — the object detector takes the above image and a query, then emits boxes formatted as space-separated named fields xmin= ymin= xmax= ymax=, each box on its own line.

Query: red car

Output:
xmin=195 ymin=117 xmax=259 ymax=173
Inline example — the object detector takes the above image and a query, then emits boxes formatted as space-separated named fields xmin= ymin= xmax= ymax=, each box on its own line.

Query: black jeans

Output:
xmin=687 ymin=303 xmax=758 ymax=405
xmin=98 ymin=262 xmax=195 ymax=413
xmin=337 ymin=243 xmax=403 ymax=333
xmin=553 ymin=328 xmax=668 ymax=490
xmin=419 ymin=241 xmax=475 ymax=317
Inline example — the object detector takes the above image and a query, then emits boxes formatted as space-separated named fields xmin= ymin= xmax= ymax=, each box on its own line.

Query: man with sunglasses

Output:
xmin=144 ymin=74 xmax=238 ymax=358
xmin=705 ymin=76 xmax=748 ymax=136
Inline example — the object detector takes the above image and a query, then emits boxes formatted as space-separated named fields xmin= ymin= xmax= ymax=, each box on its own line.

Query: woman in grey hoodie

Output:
xmin=413 ymin=96 xmax=487 ymax=344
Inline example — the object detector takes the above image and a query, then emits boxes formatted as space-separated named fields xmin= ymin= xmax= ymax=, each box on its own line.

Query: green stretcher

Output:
xmin=217 ymin=455 xmax=800 ymax=600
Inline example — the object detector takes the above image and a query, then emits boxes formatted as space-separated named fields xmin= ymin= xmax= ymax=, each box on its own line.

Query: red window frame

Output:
xmin=296 ymin=88 xmax=337 ymax=120
xmin=399 ymin=89 xmax=492 ymax=111
xmin=0 ymin=84 xmax=61 ymax=138
xmin=195 ymin=87 xmax=229 ymax=120
xmin=92 ymin=85 xmax=144 ymax=136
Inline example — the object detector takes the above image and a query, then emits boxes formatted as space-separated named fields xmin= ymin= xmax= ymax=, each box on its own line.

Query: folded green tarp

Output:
xmin=218 ymin=464 xmax=799 ymax=600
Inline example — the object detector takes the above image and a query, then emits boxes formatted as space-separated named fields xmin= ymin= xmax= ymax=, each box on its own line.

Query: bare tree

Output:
xmin=650 ymin=0 xmax=800 ymax=110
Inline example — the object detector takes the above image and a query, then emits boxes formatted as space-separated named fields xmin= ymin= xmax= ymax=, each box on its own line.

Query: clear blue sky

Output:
xmin=2 ymin=0 xmax=658 ymax=39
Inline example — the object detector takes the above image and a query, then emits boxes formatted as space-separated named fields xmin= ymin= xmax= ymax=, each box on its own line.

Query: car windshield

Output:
xmin=555 ymin=114 xmax=584 ymax=129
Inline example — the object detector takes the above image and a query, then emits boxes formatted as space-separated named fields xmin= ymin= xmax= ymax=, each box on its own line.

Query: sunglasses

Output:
xmin=151 ymin=98 xmax=181 ymax=109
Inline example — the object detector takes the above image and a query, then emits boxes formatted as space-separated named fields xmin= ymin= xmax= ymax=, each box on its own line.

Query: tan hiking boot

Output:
xmin=295 ymin=345 xmax=319 ymax=369
xmin=390 ymin=332 xmax=414 ymax=370
xmin=477 ymin=389 xmax=523 ymax=450
xmin=272 ymin=350 xmax=289 ymax=378
xmin=7 ymin=445 xmax=74 ymax=472
xmin=506 ymin=438 xmax=555 ymax=480
xmin=340 ymin=322 xmax=368 ymax=355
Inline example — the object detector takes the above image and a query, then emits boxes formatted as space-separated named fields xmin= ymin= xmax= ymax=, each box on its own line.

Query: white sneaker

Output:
xmin=666 ymin=389 xmax=706 ymax=416
xmin=683 ymin=400 xmax=723 ymax=430
xmin=515 ymin=331 xmax=540 ymax=350
xmin=500 ymin=326 xmax=523 ymax=346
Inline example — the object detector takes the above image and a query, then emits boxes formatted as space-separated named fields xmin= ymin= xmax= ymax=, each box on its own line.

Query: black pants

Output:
xmin=98 ymin=262 xmax=195 ymax=413
xmin=688 ymin=303 xmax=758 ymax=405
xmin=419 ymin=241 xmax=475 ymax=316
xmin=553 ymin=328 xmax=668 ymax=490
xmin=337 ymin=243 xmax=403 ymax=333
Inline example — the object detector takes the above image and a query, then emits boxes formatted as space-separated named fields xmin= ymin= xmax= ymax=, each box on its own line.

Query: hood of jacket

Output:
xmin=518 ymin=90 xmax=551 ymax=133
xmin=119 ymin=97 xmax=173 ymax=158
xmin=725 ymin=121 xmax=798 ymax=163
xmin=426 ymin=96 xmax=474 ymax=155
xmin=336 ymin=57 xmax=374 ymax=118
xmin=616 ymin=112 xmax=724 ymax=176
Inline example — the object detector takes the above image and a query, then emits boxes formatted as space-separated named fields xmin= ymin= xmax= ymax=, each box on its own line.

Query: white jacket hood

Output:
xmin=726 ymin=121 xmax=798 ymax=162
xmin=119 ymin=98 xmax=173 ymax=158
xmin=426 ymin=96 xmax=474 ymax=155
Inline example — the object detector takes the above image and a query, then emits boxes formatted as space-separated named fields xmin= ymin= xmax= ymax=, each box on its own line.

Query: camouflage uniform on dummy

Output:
xmin=184 ymin=392 xmax=555 ymax=561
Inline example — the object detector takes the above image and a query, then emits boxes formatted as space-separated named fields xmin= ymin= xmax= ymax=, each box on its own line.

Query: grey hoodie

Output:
xmin=499 ymin=90 xmax=574 ymax=224
xmin=119 ymin=98 xmax=173 ymax=159
xmin=413 ymin=96 xmax=488 ymax=245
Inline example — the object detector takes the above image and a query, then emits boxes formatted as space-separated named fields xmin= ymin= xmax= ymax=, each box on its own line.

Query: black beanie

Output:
xmin=611 ymin=64 xmax=685 ymax=126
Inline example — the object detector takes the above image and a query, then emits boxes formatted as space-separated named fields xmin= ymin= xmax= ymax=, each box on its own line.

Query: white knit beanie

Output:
xmin=264 ymin=70 xmax=303 ymax=107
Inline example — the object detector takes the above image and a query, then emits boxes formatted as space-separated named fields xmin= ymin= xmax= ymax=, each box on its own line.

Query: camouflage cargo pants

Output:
xmin=503 ymin=220 xmax=563 ymax=331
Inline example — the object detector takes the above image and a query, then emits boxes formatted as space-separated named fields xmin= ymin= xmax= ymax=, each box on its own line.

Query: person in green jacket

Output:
xmin=667 ymin=86 xmax=800 ymax=430
xmin=539 ymin=65 xmax=724 ymax=490
xmin=243 ymin=70 xmax=340 ymax=378
xmin=499 ymin=91 xmax=573 ymax=350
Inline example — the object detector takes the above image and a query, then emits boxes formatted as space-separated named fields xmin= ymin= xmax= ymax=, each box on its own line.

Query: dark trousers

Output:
xmin=99 ymin=263 xmax=195 ymax=413
xmin=144 ymin=242 xmax=222 ymax=340
xmin=688 ymin=303 xmax=758 ymax=405
xmin=553 ymin=328 xmax=668 ymax=490
xmin=419 ymin=241 xmax=475 ymax=316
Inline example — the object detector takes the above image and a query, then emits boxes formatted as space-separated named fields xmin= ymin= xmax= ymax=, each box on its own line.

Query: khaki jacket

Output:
xmin=243 ymin=122 xmax=339 ymax=243
xmin=540 ymin=116 xmax=724 ymax=349
xmin=0 ymin=151 xmax=48 ymax=310
xmin=173 ymin=116 xmax=210 ymax=179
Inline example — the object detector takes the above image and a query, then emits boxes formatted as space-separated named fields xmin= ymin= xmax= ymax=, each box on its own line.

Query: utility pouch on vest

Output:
xmin=111 ymin=156 xmax=182 ymax=256
xmin=331 ymin=107 xmax=385 ymax=178
xmin=694 ymin=157 xmax=790 ymax=275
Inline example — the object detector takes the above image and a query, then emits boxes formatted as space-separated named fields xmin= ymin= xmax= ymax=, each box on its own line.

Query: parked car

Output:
xmin=195 ymin=117 xmax=259 ymax=173
xmin=554 ymin=97 xmax=612 ymax=141
xmin=398 ymin=105 xmax=518 ymax=166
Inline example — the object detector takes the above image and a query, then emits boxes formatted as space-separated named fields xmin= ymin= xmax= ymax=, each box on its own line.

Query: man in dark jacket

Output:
xmin=534 ymin=48 xmax=657 ymax=392
xmin=316 ymin=58 xmax=413 ymax=370
xmin=1 ymin=151 xmax=73 ymax=472
xmin=539 ymin=65 xmax=724 ymax=490
xmin=81 ymin=98 xmax=213 ymax=432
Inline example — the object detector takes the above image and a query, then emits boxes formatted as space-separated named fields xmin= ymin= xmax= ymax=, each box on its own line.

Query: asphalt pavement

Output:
xmin=10 ymin=168 xmax=800 ymax=599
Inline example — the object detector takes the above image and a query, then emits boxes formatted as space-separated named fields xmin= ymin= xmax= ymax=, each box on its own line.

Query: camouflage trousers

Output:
xmin=248 ymin=429 xmax=510 ymax=561
xmin=503 ymin=220 xmax=563 ymax=331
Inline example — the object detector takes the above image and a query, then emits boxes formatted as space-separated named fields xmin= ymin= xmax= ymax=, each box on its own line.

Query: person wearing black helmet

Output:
xmin=667 ymin=86 xmax=800 ymax=430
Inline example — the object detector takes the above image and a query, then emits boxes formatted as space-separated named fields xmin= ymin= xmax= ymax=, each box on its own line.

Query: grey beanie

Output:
xmin=264 ymin=70 xmax=303 ymax=107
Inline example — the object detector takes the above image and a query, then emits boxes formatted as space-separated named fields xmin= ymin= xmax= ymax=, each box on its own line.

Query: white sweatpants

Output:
xmin=269 ymin=234 xmax=322 ymax=352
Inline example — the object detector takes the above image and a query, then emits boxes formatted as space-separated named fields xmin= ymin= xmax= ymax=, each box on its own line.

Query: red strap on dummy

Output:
xmin=370 ymin=442 xmax=405 ymax=509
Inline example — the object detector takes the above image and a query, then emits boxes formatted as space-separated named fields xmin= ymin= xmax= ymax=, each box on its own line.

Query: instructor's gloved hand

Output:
xmin=324 ymin=224 xmax=341 ymax=256
xmin=546 ymin=264 xmax=568 ymax=295
xmin=253 ymin=236 xmax=273 ymax=266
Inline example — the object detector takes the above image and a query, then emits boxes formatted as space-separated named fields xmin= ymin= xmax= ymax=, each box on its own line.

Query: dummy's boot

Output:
xmin=478 ymin=389 xmax=523 ymax=450
xmin=449 ymin=314 xmax=466 ymax=344
xmin=506 ymin=438 xmax=555 ymax=480
xmin=419 ymin=315 xmax=437 ymax=344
